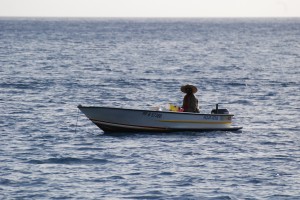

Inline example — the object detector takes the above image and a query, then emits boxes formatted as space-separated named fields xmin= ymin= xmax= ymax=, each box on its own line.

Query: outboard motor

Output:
xmin=211 ymin=104 xmax=229 ymax=114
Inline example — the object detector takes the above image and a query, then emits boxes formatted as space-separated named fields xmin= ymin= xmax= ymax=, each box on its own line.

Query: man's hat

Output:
xmin=181 ymin=84 xmax=198 ymax=94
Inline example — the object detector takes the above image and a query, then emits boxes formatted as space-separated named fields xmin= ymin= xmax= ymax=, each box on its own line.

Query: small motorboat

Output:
xmin=78 ymin=104 xmax=242 ymax=133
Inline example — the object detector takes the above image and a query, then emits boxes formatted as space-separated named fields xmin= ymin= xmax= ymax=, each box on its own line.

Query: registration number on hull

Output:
xmin=203 ymin=115 xmax=219 ymax=120
xmin=142 ymin=111 xmax=162 ymax=119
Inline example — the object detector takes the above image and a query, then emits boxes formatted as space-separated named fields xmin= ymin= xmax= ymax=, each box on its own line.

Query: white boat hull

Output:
xmin=78 ymin=106 xmax=242 ymax=133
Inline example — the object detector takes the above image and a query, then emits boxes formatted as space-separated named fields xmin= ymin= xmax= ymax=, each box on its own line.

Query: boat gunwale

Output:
xmin=78 ymin=105 xmax=235 ymax=117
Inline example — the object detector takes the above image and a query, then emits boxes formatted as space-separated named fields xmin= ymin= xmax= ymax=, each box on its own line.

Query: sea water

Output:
xmin=0 ymin=18 xmax=299 ymax=199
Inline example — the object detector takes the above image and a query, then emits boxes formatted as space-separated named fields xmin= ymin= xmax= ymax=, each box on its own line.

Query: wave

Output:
xmin=28 ymin=157 xmax=108 ymax=165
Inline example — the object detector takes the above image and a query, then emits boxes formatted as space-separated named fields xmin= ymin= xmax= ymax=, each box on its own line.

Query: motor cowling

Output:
xmin=211 ymin=108 xmax=229 ymax=114
xmin=211 ymin=104 xmax=229 ymax=114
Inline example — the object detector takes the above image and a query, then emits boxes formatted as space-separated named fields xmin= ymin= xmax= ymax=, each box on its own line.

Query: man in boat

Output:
xmin=181 ymin=84 xmax=200 ymax=113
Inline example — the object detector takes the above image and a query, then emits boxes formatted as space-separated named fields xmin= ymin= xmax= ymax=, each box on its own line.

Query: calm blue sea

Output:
xmin=0 ymin=18 xmax=300 ymax=199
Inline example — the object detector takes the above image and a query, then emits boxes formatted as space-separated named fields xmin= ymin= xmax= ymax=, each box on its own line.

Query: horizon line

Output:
xmin=1 ymin=16 xmax=300 ymax=19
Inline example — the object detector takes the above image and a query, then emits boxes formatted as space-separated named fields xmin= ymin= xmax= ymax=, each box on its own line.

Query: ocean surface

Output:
xmin=0 ymin=17 xmax=299 ymax=199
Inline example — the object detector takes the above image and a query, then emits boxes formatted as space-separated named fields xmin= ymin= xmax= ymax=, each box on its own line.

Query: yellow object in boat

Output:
xmin=169 ymin=103 xmax=182 ymax=112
